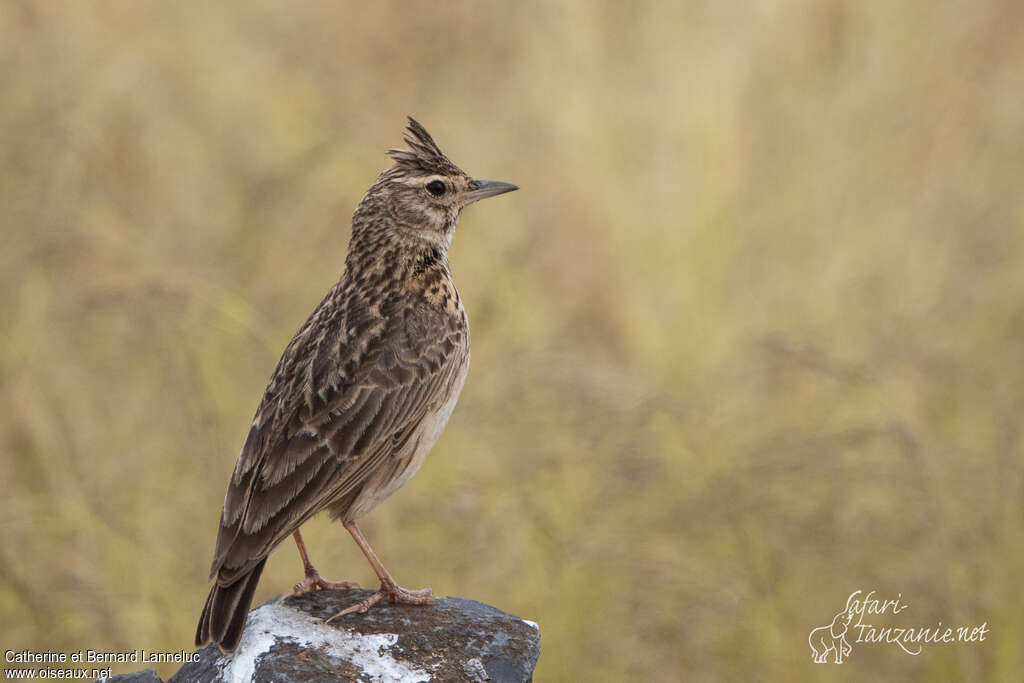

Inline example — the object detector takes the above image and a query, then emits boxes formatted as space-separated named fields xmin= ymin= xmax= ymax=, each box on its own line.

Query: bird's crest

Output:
xmin=386 ymin=117 xmax=463 ymax=177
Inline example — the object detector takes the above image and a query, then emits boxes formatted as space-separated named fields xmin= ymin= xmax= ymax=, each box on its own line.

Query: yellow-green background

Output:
xmin=2 ymin=2 xmax=1022 ymax=681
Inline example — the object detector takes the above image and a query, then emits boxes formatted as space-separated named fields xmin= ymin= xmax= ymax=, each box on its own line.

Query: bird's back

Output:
xmin=209 ymin=262 xmax=469 ymax=584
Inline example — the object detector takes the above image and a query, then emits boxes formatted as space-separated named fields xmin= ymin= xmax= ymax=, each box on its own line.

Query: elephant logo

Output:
xmin=808 ymin=593 xmax=858 ymax=663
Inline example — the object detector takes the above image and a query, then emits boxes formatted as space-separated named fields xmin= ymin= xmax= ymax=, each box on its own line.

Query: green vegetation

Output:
xmin=1 ymin=2 xmax=1021 ymax=680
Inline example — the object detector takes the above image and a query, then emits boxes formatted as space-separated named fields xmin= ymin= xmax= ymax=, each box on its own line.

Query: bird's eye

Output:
xmin=426 ymin=180 xmax=446 ymax=197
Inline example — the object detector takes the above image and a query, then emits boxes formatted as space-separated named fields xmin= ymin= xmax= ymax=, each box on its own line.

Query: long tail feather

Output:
xmin=194 ymin=558 xmax=267 ymax=653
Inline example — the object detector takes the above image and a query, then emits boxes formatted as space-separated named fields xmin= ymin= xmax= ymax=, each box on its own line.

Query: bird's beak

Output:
xmin=464 ymin=179 xmax=519 ymax=205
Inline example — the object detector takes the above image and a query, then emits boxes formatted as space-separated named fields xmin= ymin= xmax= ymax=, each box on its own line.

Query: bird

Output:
xmin=195 ymin=117 xmax=517 ymax=653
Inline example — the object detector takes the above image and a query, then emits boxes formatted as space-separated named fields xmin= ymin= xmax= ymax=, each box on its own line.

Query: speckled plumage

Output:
xmin=196 ymin=118 xmax=517 ymax=653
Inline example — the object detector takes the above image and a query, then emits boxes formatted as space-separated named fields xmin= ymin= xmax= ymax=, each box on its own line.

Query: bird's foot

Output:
xmin=277 ymin=567 xmax=359 ymax=604
xmin=326 ymin=579 xmax=434 ymax=620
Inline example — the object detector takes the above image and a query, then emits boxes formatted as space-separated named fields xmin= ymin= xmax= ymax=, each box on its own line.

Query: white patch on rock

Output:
xmin=461 ymin=657 xmax=489 ymax=681
xmin=521 ymin=618 xmax=539 ymax=630
xmin=216 ymin=602 xmax=431 ymax=683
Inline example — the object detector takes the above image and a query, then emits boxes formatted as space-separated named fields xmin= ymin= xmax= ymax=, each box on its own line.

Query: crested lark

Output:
xmin=195 ymin=118 xmax=517 ymax=653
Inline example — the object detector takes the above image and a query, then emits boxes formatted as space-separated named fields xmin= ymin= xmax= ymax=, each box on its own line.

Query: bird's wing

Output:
xmin=209 ymin=303 xmax=466 ymax=584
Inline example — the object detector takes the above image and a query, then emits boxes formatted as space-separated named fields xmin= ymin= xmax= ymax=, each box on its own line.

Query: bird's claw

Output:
xmin=326 ymin=583 xmax=434 ymax=621
xmin=277 ymin=569 xmax=359 ymax=604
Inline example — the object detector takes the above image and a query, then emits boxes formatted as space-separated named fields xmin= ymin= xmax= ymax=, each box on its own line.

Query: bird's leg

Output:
xmin=326 ymin=521 xmax=435 ymax=620
xmin=277 ymin=529 xmax=359 ymax=603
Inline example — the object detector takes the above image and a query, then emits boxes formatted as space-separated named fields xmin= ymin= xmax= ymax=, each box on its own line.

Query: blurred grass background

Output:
xmin=1 ymin=1 xmax=1023 ymax=680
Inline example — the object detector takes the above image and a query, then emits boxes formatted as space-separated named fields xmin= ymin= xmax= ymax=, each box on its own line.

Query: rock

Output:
xmin=99 ymin=671 xmax=164 ymax=682
xmin=164 ymin=589 xmax=540 ymax=682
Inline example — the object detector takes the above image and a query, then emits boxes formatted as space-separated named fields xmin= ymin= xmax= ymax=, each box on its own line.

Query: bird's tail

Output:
xmin=195 ymin=558 xmax=267 ymax=653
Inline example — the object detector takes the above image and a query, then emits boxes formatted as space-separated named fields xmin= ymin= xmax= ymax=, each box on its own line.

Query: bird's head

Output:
xmin=358 ymin=117 xmax=518 ymax=251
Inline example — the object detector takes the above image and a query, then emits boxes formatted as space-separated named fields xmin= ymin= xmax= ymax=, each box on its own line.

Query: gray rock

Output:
xmin=167 ymin=590 xmax=540 ymax=682
xmin=98 ymin=670 xmax=163 ymax=683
